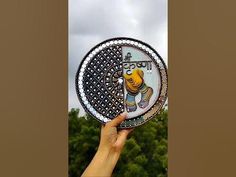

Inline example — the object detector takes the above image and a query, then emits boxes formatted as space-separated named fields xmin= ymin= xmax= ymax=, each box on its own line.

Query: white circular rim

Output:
xmin=76 ymin=38 xmax=168 ymax=127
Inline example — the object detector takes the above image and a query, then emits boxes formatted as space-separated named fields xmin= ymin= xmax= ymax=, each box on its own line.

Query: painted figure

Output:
xmin=124 ymin=68 xmax=153 ymax=112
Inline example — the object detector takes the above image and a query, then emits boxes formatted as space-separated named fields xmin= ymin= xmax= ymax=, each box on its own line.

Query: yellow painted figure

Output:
xmin=124 ymin=69 xmax=153 ymax=112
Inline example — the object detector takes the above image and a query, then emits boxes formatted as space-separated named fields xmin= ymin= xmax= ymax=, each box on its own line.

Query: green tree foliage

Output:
xmin=69 ymin=108 xmax=168 ymax=177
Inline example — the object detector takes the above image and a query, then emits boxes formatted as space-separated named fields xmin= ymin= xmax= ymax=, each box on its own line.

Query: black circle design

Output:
xmin=75 ymin=37 xmax=168 ymax=128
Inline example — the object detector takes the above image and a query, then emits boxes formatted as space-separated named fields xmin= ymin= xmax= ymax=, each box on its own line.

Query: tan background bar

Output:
xmin=169 ymin=0 xmax=236 ymax=177
xmin=0 ymin=1 xmax=67 ymax=177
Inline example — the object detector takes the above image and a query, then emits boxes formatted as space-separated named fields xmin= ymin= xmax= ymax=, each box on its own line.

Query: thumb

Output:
xmin=107 ymin=112 xmax=127 ymax=127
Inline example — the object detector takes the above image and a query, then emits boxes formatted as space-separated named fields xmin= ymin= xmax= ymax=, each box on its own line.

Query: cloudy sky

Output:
xmin=69 ymin=0 xmax=167 ymax=115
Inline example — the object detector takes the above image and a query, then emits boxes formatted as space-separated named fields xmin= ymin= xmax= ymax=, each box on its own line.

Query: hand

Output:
xmin=99 ymin=112 xmax=133 ymax=154
xmin=81 ymin=112 xmax=133 ymax=177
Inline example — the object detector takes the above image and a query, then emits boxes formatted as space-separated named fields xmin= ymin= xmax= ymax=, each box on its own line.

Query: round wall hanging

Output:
xmin=75 ymin=37 xmax=168 ymax=128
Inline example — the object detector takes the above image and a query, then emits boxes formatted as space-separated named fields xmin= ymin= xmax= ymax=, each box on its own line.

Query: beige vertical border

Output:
xmin=0 ymin=0 xmax=68 ymax=177
xmin=169 ymin=0 xmax=236 ymax=177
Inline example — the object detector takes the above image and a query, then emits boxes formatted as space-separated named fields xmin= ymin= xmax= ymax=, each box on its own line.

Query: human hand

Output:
xmin=81 ymin=112 xmax=133 ymax=177
xmin=98 ymin=112 xmax=134 ymax=154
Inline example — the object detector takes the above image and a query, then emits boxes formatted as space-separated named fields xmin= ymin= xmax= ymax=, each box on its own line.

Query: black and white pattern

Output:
xmin=82 ymin=46 xmax=124 ymax=119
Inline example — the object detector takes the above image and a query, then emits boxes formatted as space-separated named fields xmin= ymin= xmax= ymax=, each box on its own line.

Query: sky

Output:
xmin=69 ymin=0 xmax=167 ymax=115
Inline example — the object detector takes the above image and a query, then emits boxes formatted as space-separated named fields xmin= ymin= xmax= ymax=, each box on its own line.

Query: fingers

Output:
xmin=107 ymin=112 xmax=127 ymax=127
xmin=114 ymin=128 xmax=134 ymax=149
xmin=100 ymin=124 xmax=105 ymax=132
xmin=119 ymin=128 xmax=134 ymax=138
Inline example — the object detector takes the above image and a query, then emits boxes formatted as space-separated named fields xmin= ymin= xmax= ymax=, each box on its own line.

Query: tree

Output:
xmin=69 ymin=108 xmax=168 ymax=177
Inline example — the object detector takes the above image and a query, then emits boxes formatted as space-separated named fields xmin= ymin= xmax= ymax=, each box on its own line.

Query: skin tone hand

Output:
xmin=81 ymin=112 xmax=133 ymax=177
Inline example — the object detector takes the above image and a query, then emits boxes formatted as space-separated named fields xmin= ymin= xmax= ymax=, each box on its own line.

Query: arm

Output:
xmin=81 ymin=112 xmax=133 ymax=177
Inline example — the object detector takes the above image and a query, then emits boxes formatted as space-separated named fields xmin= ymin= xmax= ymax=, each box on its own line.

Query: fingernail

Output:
xmin=120 ymin=112 xmax=128 ymax=118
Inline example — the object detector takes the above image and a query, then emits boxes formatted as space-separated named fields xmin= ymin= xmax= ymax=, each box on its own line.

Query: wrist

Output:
xmin=97 ymin=145 xmax=121 ymax=166
xmin=82 ymin=147 xmax=117 ymax=177
xmin=97 ymin=143 xmax=122 ymax=156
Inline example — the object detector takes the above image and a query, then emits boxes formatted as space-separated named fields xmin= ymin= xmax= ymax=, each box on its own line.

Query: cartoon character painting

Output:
xmin=124 ymin=68 xmax=153 ymax=112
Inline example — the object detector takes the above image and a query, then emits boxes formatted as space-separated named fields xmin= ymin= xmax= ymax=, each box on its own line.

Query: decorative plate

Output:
xmin=75 ymin=37 xmax=168 ymax=128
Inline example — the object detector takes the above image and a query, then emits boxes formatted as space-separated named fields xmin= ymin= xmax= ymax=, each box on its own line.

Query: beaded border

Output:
xmin=75 ymin=37 xmax=168 ymax=128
